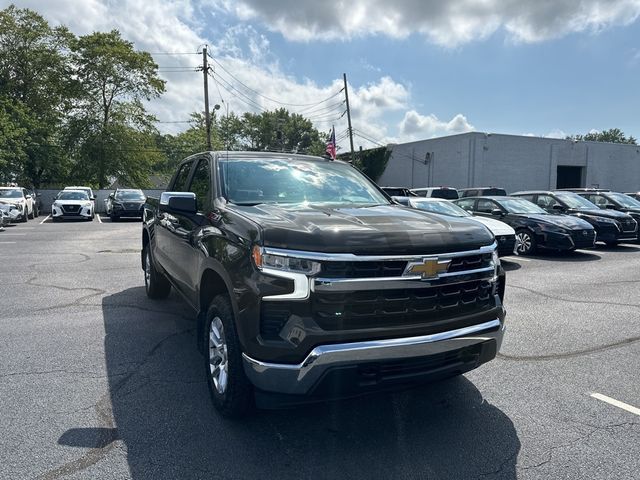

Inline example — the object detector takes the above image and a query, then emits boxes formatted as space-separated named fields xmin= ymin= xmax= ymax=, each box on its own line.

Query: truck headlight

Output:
xmin=252 ymin=246 xmax=321 ymax=275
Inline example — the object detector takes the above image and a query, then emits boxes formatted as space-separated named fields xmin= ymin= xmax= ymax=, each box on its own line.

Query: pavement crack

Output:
xmin=509 ymin=284 xmax=640 ymax=309
xmin=498 ymin=335 xmax=640 ymax=361
xmin=36 ymin=328 xmax=194 ymax=480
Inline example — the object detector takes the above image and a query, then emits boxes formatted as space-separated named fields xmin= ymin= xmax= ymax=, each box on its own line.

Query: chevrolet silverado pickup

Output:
xmin=142 ymin=151 xmax=506 ymax=417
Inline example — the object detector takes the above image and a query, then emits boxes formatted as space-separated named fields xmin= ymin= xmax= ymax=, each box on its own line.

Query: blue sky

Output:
xmin=12 ymin=0 xmax=640 ymax=147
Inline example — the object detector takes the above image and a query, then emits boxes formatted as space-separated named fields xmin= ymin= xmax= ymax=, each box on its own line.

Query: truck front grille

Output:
xmin=312 ymin=280 xmax=494 ymax=330
xmin=318 ymin=252 xmax=493 ymax=278
xmin=260 ymin=280 xmax=495 ymax=339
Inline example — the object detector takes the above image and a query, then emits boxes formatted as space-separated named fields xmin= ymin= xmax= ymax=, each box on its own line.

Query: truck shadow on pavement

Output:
xmin=97 ymin=287 xmax=520 ymax=480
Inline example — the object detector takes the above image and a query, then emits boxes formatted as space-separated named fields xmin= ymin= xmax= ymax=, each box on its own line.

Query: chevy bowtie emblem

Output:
xmin=405 ymin=258 xmax=451 ymax=279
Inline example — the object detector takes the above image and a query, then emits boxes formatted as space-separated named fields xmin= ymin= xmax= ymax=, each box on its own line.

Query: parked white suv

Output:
xmin=64 ymin=186 xmax=95 ymax=219
xmin=0 ymin=187 xmax=35 ymax=222
xmin=52 ymin=190 xmax=94 ymax=222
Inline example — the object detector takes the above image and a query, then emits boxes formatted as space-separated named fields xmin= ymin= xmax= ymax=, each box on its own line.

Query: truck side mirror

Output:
xmin=160 ymin=192 xmax=197 ymax=214
xmin=552 ymin=204 xmax=564 ymax=212
xmin=605 ymin=204 xmax=617 ymax=210
xmin=491 ymin=208 xmax=504 ymax=217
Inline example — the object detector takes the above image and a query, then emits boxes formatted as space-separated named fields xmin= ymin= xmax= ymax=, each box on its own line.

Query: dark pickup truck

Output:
xmin=142 ymin=151 xmax=507 ymax=417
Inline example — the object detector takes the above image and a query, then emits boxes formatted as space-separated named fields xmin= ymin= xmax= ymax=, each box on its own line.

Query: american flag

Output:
xmin=325 ymin=126 xmax=336 ymax=159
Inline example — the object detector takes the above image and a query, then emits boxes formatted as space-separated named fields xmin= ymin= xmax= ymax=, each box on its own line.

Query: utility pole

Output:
xmin=202 ymin=46 xmax=212 ymax=150
xmin=343 ymin=73 xmax=355 ymax=161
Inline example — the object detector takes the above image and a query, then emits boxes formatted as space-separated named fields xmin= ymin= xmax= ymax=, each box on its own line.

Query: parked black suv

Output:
xmin=142 ymin=152 xmax=506 ymax=417
xmin=562 ymin=189 xmax=640 ymax=240
xmin=455 ymin=196 xmax=595 ymax=255
xmin=511 ymin=191 xmax=637 ymax=246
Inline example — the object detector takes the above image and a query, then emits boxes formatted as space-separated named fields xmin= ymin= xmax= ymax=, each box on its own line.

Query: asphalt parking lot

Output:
xmin=1 ymin=218 xmax=638 ymax=479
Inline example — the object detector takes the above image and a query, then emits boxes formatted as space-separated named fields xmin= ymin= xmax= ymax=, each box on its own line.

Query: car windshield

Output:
xmin=0 ymin=189 xmax=22 ymax=198
xmin=498 ymin=198 xmax=547 ymax=214
xmin=219 ymin=157 xmax=388 ymax=206
xmin=115 ymin=191 xmax=145 ymax=201
xmin=554 ymin=192 xmax=597 ymax=209
xmin=607 ymin=192 xmax=640 ymax=208
xmin=411 ymin=199 xmax=470 ymax=217
xmin=58 ymin=191 xmax=89 ymax=200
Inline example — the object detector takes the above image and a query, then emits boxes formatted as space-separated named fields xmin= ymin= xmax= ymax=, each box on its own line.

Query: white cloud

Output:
xmin=212 ymin=0 xmax=640 ymax=47
xmin=399 ymin=111 xmax=475 ymax=141
xmin=545 ymin=129 xmax=568 ymax=139
xmin=9 ymin=0 xmax=420 ymax=149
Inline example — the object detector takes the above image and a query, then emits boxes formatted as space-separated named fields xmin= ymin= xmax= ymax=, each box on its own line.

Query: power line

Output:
xmin=149 ymin=52 xmax=201 ymax=55
xmin=207 ymin=52 xmax=344 ymax=108
xmin=208 ymin=70 xmax=268 ymax=113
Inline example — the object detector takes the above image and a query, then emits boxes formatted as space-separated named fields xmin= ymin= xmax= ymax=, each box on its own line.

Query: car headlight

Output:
xmin=83 ymin=202 xmax=92 ymax=208
xmin=113 ymin=202 xmax=123 ymax=209
xmin=252 ymin=246 xmax=321 ymax=275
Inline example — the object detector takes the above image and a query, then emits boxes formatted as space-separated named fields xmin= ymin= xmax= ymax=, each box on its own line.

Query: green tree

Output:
xmin=229 ymin=108 xmax=326 ymax=154
xmin=345 ymin=146 xmax=391 ymax=182
xmin=0 ymin=5 xmax=75 ymax=186
xmin=68 ymin=30 xmax=165 ymax=187
xmin=568 ymin=128 xmax=637 ymax=145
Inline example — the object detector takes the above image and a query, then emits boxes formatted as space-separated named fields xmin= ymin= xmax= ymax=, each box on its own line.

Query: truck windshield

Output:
xmin=219 ymin=157 xmax=388 ymax=206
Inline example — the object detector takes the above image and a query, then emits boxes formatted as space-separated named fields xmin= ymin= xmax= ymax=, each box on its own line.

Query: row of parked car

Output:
xmin=383 ymin=186 xmax=640 ymax=255
xmin=0 ymin=185 xmax=147 ymax=229
xmin=52 ymin=186 xmax=147 ymax=222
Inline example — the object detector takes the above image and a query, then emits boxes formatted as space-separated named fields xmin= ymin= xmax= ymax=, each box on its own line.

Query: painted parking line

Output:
xmin=0 ymin=233 xmax=26 ymax=236
xmin=591 ymin=393 xmax=640 ymax=416
xmin=40 ymin=215 xmax=51 ymax=224
xmin=96 ymin=214 xmax=102 ymax=223
xmin=0 ymin=241 xmax=16 ymax=244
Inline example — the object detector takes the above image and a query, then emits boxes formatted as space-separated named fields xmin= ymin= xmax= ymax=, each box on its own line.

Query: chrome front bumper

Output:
xmin=243 ymin=318 xmax=505 ymax=395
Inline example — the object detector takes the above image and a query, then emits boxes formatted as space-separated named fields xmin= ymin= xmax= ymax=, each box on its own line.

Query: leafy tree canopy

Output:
xmin=567 ymin=128 xmax=637 ymax=145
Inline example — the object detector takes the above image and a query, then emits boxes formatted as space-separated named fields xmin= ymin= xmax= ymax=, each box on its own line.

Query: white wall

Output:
xmin=378 ymin=133 xmax=640 ymax=193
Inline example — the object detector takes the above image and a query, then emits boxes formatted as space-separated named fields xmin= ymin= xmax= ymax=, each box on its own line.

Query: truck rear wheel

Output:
xmin=204 ymin=295 xmax=253 ymax=418
xmin=143 ymin=243 xmax=171 ymax=299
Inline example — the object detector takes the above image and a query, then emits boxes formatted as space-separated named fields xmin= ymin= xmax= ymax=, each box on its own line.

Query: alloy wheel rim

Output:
xmin=144 ymin=250 xmax=151 ymax=287
xmin=517 ymin=233 xmax=531 ymax=253
xmin=208 ymin=316 xmax=228 ymax=394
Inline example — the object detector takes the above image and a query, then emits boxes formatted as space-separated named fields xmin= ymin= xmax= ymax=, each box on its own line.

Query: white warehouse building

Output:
xmin=377 ymin=132 xmax=640 ymax=192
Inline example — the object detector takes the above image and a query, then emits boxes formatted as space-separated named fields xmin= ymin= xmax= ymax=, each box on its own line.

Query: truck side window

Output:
xmin=189 ymin=159 xmax=212 ymax=213
xmin=173 ymin=162 xmax=192 ymax=191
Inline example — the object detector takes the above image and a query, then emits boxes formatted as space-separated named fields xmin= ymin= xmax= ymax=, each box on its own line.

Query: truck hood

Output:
xmin=516 ymin=213 xmax=593 ymax=230
xmin=232 ymin=204 xmax=495 ymax=254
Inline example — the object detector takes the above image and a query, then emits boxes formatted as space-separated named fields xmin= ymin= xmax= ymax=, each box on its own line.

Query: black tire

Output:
xmin=515 ymin=229 xmax=537 ymax=255
xmin=204 ymin=295 xmax=253 ymax=418
xmin=143 ymin=242 xmax=171 ymax=299
xmin=28 ymin=208 xmax=34 ymax=219
xmin=21 ymin=208 xmax=28 ymax=223
xmin=111 ymin=215 xmax=119 ymax=222
xmin=605 ymin=240 xmax=618 ymax=247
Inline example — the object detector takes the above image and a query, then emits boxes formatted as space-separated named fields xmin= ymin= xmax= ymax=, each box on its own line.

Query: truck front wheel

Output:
xmin=204 ymin=295 xmax=253 ymax=418
xmin=143 ymin=243 xmax=171 ymax=299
